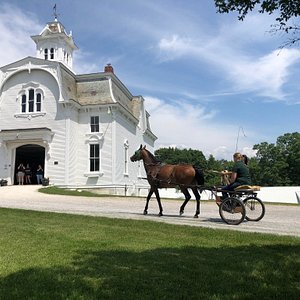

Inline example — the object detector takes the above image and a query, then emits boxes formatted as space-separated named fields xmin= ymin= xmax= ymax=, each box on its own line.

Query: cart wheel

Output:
xmin=219 ymin=197 xmax=245 ymax=225
xmin=243 ymin=196 xmax=265 ymax=221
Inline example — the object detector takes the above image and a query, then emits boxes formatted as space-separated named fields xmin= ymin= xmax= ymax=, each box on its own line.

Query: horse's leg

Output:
xmin=179 ymin=188 xmax=191 ymax=215
xmin=192 ymin=187 xmax=201 ymax=218
xmin=144 ymin=188 xmax=154 ymax=215
xmin=154 ymin=188 xmax=163 ymax=216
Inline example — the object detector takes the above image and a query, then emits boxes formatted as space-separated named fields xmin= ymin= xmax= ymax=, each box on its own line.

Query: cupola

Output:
xmin=31 ymin=17 xmax=78 ymax=70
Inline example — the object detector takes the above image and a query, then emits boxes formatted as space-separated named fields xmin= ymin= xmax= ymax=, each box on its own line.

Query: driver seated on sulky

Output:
xmin=221 ymin=152 xmax=251 ymax=200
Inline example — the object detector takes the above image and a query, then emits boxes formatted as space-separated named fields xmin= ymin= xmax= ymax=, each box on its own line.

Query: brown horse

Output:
xmin=130 ymin=145 xmax=204 ymax=217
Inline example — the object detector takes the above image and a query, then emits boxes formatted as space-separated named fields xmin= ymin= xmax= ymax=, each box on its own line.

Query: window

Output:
xmin=44 ymin=48 xmax=48 ymax=60
xmin=90 ymin=144 xmax=100 ymax=172
xmin=124 ymin=139 xmax=129 ymax=175
xmin=20 ymin=89 xmax=43 ymax=114
xmin=36 ymin=93 xmax=42 ymax=111
xmin=124 ymin=148 xmax=129 ymax=174
xmin=50 ymin=48 xmax=54 ymax=59
xmin=90 ymin=116 xmax=99 ymax=132
xmin=85 ymin=133 xmax=103 ymax=176
xmin=21 ymin=95 xmax=26 ymax=113
xmin=28 ymin=89 xmax=34 ymax=112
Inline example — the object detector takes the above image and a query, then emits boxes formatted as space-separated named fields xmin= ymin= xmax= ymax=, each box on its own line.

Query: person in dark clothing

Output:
xmin=222 ymin=152 xmax=251 ymax=199
xmin=25 ymin=164 xmax=31 ymax=184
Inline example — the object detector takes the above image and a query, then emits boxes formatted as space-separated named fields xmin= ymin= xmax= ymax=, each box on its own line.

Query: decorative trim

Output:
xmin=85 ymin=132 xmax=104 ymax=143
xmin=84 ymin=172 xmax=104 ymax=177
xmin=14 ymin=112 xmax=46 ymax=119
xmin=22 ymin=82 xmax=40 ymax=89
xmin=108 ymin=78 xmax=117 ymax=103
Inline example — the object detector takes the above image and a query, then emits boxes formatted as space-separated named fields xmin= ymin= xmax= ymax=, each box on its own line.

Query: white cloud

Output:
xmin=155 ymin=19 xmax=300 ymax=101
xmin=241 ymin=147 xmax=257 ymax=158
xmin=217 ymin=13 xmax=278 ymax=45
xmin=145 ymin=96 xmax=257 ymax=159
xmin=0 ymin=3 xmax=116 ymax=76
xmin=73 ymin=50 xmax=102 ymax=74
xmin=0 ymin=4 xmax=41 ymax=66
xmin=228 ymin=49 xmax=300 ymax=99
xmin=158 ymin=35 xmax=197 ymax=62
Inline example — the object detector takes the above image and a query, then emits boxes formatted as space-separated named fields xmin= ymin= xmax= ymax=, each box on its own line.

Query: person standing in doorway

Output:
xmin=25 ymin=163 xmax=31 ymax=184
xmin=36 ymin=165 xmax=44 ymax=184
xmin=17 ymin=163 xmax=25 ymax=185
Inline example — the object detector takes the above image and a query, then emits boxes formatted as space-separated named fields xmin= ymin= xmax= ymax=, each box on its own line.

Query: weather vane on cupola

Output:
xmin=53 ymin=4 xmax=60 ymax=21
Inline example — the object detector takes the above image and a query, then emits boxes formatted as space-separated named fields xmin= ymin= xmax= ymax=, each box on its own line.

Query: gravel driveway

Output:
xmin=1 ymin=185 xmax=300 ymax=237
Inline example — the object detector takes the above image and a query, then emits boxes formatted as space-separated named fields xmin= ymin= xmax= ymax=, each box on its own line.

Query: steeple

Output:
xmin=31 ymin=12 xmax=78 ymax=70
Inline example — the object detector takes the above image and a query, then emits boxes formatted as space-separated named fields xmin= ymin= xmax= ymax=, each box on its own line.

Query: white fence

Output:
xmin=157 ymin=186 xmax=300 ymax=204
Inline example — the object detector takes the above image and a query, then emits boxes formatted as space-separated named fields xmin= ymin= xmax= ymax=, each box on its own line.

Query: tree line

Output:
xmin=154 ymin=132 xmax=300 ymax=186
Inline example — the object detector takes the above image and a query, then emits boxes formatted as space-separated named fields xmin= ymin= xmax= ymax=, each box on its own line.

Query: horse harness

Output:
xmin=144 ymin=162 xmax=200 ymax=188
xmin=144 ymin=162 xmax=176 ymax=186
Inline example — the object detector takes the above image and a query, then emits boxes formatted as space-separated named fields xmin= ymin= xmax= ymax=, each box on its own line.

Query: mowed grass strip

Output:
xmin=0 ymin=208 xmax=299 ymax=299
xmin=39 ymin=186 xmax=104 ymax=197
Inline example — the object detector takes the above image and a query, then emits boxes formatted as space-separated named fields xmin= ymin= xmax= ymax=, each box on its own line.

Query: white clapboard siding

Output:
xmin=0 ymin=23 xmax=156 ymax=193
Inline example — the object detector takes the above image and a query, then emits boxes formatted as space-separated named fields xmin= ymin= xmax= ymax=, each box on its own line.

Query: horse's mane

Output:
xmin=144 ymin=148 xmax=161 ymax=164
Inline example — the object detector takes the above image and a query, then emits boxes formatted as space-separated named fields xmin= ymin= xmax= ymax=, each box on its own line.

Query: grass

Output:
xmin=39 ymin=186 xmax=105 ymax=197
xmin=0 ymin=208 xmax=299 ymax=299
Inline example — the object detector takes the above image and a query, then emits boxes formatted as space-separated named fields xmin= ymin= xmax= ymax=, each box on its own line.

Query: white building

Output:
xmin=0 ymin=17 xmax=156 ymax=194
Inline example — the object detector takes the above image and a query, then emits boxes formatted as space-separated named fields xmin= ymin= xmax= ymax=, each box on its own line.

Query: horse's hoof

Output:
xmin=180 ymin=210 xmax=184 ymax=216
xmin=158 ymin=212 xmax=163 ymax=217
xmin=194 ymin=215 xmax=199 ymax=218
xmin=143 ymin=210 xmax=148 ymax=215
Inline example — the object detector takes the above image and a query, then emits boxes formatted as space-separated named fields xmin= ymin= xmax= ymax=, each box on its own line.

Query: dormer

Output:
xmin=31 ymin=19 xmax=78 ymax=70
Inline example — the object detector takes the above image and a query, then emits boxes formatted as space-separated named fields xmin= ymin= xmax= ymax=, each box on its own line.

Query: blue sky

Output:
xmin=0 ymin=0 xmax=299 ymax=159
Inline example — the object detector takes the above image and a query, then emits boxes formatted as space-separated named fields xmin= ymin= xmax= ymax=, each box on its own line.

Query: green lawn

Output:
xmin=39 ymin=186 xmax=105 ymax=197
xmin=0 ymin=208 xmax=299 ymax=299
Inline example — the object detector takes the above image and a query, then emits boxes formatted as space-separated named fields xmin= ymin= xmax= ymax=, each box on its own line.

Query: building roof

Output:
xmin=31 ymin=20 xmax=78 ymax=50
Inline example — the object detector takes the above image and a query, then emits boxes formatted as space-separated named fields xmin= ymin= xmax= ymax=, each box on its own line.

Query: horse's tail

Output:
xmin=193 ymin=166 xmax=204 ymax=185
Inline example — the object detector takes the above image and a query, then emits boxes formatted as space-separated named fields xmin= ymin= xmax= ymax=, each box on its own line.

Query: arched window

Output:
xmin=44 ymin=48 xmax=48 ymax=60
xmin=20 ymin=88 xmax=43 ymax=113
xmin=21 ymin=95 xmax=26 ymax=113
xmin=36 ymin=93 xmax=42 ymax=111
xmin=28 ymin=89 xmax=34 ymax=112
xmin=50 ymin=48 xmax=54 ymax=59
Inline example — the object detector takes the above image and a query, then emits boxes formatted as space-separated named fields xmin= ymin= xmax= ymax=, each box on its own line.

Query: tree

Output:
xmin=214 ymin=0 xmax=300 ymax=47
xmin=247 ymin=156 xmax=261 ymax=184
xmin=206 ymin=155 xmax=223 ymax=185
xmin=252 ymin=142 xmax=289 ymax=185
xmin=252 ymin=132 xmax=300 ymax=186
xmin=276 ymin=132 xmax=300 ymax=184
xmin=154 ymin=132 xmax=300 ymax=187
xmin=154 ymin=147 xmax=207 ymax=168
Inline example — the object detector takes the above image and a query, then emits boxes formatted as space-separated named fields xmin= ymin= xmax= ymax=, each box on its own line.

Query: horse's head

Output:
xmin=130 ymin=145 xmax=145 ymax=162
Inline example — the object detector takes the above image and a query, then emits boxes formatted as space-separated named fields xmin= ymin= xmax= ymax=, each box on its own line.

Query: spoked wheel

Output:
xmin=243 ymin=196 xmax=265 ymax=221
xmin=219 ymin=197 xmax=246 ymax=225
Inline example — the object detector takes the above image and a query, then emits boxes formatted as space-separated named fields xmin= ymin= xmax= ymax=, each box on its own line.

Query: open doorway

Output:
xmin=14 ymin=144 xmax=45 ymax=184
